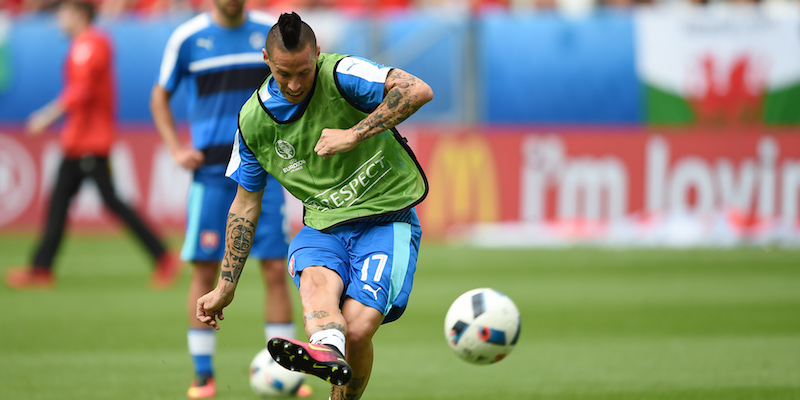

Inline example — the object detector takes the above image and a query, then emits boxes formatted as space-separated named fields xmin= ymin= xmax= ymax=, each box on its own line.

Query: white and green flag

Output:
xmin=635 ymin=6 xmax=800 ymax=126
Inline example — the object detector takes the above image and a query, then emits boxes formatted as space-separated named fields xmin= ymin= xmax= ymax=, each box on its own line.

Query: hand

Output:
xmin=172 ymin=147 xmax=205 ymax=170
xmin=196 ymin=287 xmax=234 ymax=330
xmin=26 ymin=112 xmax=51 ymax=135
xmin=314 ymin=128 xmax=359 ymax=159
xmin=26 ymin=105 xmax=61 ymax=136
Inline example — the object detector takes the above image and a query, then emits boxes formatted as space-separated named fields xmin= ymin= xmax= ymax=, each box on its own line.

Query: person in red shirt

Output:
xmin=4 ymin=0 xmax=181 ymax=289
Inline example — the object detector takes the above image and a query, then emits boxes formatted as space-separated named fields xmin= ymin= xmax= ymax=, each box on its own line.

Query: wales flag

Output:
xmin=634 ymin=6 xmax=800 ymax=127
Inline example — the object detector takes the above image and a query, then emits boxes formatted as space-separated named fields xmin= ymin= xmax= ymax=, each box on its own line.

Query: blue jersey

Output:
xmin=156 ymin=11 xmax=275 ymax=174
xmin=227 ymin=56 xmax=392 ymax=191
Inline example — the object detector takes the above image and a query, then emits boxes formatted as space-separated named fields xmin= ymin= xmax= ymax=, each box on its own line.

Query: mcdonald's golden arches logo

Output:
xmin=423 ymin=135 xmax=499 ymax=235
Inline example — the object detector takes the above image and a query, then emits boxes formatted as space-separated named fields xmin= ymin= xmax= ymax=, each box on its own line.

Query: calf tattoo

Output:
xmin=220 ymin=212 xmax=255 ymax=284
xmin=322 ymin=322 xmax=346 ymax=332
xmin=301 ymin=310 xmax=346 ymax=335
xmin=331 ymin=376 xmax=367 ymax=400
xmin=306 ymin=321 xmax=347 ymax=336
xmin=303 ymin=310 xmax=331 ymax=323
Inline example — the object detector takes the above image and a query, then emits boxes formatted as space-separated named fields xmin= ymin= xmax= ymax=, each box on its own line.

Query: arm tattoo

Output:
xmin=220 ymin=213 xmax=255 ymax=284
xmin=351 ymin=70 xmax=426 ymax=143
xmin=385 ymin=89 xmax=402 ymax=110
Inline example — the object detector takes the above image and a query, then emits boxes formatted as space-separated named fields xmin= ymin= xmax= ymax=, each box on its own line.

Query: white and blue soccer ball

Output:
xmin=444 ymin=288 xmax=521 ymax=365
xmin=249 ymin=348 xmax=305 ymax=397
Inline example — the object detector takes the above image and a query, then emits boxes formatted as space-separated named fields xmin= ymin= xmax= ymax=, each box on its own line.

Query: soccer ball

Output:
xmin=249 ymin=348 xmax=305 ymax=397
xmin=444 ymin=288 xmax=521 ymax=365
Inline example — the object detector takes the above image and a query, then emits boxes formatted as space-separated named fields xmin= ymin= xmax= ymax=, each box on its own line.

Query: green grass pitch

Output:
xmin=1 ymin=233 xmax=799 ymax=399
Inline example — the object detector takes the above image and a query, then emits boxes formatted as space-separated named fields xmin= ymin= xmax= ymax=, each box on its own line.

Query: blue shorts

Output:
xmin=180 ymin=173 xmax=288 ymax=262
xmin=288 ymin=220 xmax=422 ymax=324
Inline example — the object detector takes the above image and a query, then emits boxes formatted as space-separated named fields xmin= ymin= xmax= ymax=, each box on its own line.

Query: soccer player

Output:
xmin=196 ymin=12 xmax=433 ymax=400
xmin=149 ymin=0 xmax=306 ymax=398
xmin=4 ymin=0 xmax=180 ymax=290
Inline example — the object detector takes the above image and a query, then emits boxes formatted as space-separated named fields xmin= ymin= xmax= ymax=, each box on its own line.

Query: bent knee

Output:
xmin=345 ymin=324 xmax=375 ymax=347
xmin=343 ymin=303 xmax=384 ymax=345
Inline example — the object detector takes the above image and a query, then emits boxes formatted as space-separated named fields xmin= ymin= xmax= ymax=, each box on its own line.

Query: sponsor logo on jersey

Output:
xmin=71 ymin=42 xmax=93 ymax=65
xmin=341 ymin=58 xmax=357 ymax=72
xmin=362 ymin=284 xmax=382 ymax=300
xmin=288 ymin=255 xmax=296 ymax=277
xmin=250 ymin=32 xmax=265 ymax=50
xmin=196 ymin=36 xmax=214 ymax=51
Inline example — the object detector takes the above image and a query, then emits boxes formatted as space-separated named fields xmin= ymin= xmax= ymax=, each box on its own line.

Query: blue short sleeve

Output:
xmin=156 ymin=25 xmax=194 ymax=93
xmin=335 ymin=56 xmax=393 ymax=112
xmin=226 ymin=130 xmax=268 ymax=192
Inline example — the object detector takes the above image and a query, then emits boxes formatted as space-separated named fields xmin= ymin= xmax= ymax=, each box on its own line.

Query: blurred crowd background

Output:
xmin=1 ymin=0 xmax=799 ymax=247
xmin=4 ymin=0 xmax=800 ymax=17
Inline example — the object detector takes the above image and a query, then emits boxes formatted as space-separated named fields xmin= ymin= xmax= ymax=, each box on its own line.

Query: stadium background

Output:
xmin=1 ymin=3 xmax=800 ymax=400
xmin=2 ymin=2 xmax=800 ymax=247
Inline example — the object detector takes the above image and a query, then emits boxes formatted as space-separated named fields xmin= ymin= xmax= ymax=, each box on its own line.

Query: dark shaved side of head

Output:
xmin=266 ymin=12 xmax=317 ymax=58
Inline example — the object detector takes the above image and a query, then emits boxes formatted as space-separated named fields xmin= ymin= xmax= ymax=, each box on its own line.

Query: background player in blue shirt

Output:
xmin=149 ymin=0 xmax=306 ymax=397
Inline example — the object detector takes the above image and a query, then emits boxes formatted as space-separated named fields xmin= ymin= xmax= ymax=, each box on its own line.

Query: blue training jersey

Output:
xmin=156 ymin=11 xmax=275 ymax=174
xmin=227 ymin=56 xmax=392 ymax=192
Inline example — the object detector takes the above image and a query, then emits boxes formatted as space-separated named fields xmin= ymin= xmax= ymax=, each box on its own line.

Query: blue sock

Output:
xmin=188 ymin=328 xmax=216 ymax=380
xmin=192 ymin=355 xmax=213 ymax=379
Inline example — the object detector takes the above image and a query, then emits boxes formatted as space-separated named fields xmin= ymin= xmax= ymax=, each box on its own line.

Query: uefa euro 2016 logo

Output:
xmin=275 ymin=140 xmax=296 ymax=160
